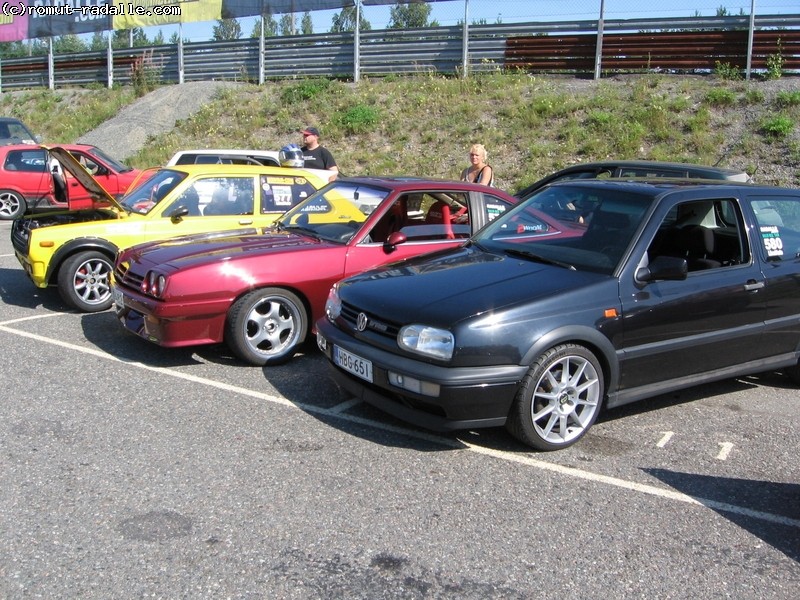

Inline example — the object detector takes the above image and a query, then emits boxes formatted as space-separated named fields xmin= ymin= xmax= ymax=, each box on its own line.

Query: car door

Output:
xmin=143 ymin=175 xmax=261 ymax=240
xmin=745 ymin=192 xmax=800 ymax=359
xmin=617 ymin=195 xmax=767 ymax=391
xmin=343 ymin=190 xmax=475 ymax=277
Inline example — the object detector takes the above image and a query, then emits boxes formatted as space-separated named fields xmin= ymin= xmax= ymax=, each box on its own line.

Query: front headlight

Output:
xmin=325 ymin=283 xmax=341 ymax=320
xmin=142 ymin=271 xmax=167 ymax=298
xmin=398 ymin=324 xmax=454 ymax=360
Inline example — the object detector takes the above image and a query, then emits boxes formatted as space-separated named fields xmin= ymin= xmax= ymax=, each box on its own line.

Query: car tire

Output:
xmin=57 ymin=250 xmax=114 ymax=312
xmin=506 ymin=344 xmax=604 ymax=451
xmin=0 ymin=190 xmax=26 ymax=220
xmin=226 ymin=288 xmax=308 ymax=366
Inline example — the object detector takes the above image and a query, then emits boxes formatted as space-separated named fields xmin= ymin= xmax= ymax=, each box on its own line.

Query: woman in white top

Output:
xmin=460 ymin=143 xmax=494 ymax=187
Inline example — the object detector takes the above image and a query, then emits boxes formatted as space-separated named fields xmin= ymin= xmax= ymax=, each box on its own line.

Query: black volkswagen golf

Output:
xmin=316 ymin=179 xmax=800 ymax=450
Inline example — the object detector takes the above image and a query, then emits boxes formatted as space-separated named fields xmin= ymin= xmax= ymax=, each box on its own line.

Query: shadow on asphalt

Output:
xmin=645 ymin=468 xmax=800 ymax=562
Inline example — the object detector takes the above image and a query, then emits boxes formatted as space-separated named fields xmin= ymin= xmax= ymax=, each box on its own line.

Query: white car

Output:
xmin=166 ymin=149 xmax=335 ymax=182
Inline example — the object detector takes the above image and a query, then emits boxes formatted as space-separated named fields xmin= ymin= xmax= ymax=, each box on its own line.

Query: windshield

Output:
xmin=119 ymin=169 xmax=187 ymax=214
xmin=477 ymin=184 xmax=654 ymax=275
xmin=274 ymin=182 xmax=390 ymax=243
xmin=86 ymin=146 xmax=133 ymax=173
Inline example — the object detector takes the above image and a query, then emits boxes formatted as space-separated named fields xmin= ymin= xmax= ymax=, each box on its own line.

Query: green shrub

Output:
xmin=761 ymin=115 xmax=794 ymax=139
xmin=775 ymin=90 xmax=800 ymax=108
xmin=280 ymin=78 xmax=332 ymax=103
xmin=335 ymin=104 xmax=381 ymax=135
xmin=714 ymin=61 xmax=742 ymax=81
xmin=704 ymin=88 xmax=737 ymax=107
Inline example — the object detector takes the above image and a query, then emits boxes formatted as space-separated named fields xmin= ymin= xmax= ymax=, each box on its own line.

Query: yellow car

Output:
xmin=11 ymin=147 xmax=327 ymax=312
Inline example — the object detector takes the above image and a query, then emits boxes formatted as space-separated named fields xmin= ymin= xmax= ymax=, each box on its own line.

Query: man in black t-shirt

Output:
xmin=300 ymin=126 xmax=338 ymax=181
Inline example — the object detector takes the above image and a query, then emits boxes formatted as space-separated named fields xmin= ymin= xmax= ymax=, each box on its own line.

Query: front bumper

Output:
xmin=315 ymin=318 xmax=527 ymax=432
xmin=112 ymin=283 xmax=231 ymax=347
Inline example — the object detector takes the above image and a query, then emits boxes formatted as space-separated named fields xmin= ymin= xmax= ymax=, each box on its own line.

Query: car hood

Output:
xmin=47 ymin=145 xmax=125 ymax=212
xmin=125 ymin=228 xmax=331 ymax=270
xmin=339 ymin=243 xmax=610 ymax=326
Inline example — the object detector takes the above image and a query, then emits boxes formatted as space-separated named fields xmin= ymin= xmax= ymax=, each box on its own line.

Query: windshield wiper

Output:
xmin=504 ymin=248 xmax=575 ymax=270
xmin=281 ymin=223 xmax=322 ymax=240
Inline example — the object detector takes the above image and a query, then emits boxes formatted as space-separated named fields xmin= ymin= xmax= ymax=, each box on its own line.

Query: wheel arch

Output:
xmin=45 ymin=238 xmax=119 ymax=285
xmin=227 ymin=283 xmax=314 ymax=336
xmin=520 ymin=326 xmax=620 ymax=398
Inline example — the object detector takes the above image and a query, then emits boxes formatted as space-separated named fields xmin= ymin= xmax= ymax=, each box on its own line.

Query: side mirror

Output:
xmin=169 ymin=205 xmax=189 ymax=222
xmin=635 ymin=255 xmax=688 ymax=284
xmin=383 ymin=231 xmax=407 ymax=252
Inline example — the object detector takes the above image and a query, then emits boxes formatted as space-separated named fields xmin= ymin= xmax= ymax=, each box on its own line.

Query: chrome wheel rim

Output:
xmin=244 ymin=295 xmax=302 ymax=357
xmin=73 ymin=257 xmax=111 ymax=306
xmin=0 ymin=192 xmax=21 ymax=218
xmin=531 ymin=355 xmax=601 ymax=445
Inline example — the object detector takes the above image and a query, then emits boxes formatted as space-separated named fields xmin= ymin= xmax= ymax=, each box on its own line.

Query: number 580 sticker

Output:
xmin=760 ymin=226 xmax=784 ymax=258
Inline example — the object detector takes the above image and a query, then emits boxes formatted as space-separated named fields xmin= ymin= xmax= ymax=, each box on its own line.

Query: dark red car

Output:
xmin=0 ymin=144 xmax=142 ymax=219
xmin=111 ymin=177 xmax=575 ymax=365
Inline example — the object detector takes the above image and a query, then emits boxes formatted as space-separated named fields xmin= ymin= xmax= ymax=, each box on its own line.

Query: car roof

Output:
xmin=542 ymin=177 xmax=781 ymax=197
xmin=335 ymin=175 xmax=517 ymax=195
xmin=163 ymin=163 xmax=328 ymax=178
xmin=166 ymin=148 xmax=280 ymax=164
xmin=516 ymin=160 xmax=752 ymax=199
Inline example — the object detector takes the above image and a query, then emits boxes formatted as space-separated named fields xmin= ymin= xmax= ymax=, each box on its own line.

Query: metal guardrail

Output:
xmin=0 ymin=14 xmax=798 ymax=92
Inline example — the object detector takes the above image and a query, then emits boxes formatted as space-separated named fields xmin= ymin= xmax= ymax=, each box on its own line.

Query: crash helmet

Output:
xmin=279 ymin=144 xmax=304 ymax=168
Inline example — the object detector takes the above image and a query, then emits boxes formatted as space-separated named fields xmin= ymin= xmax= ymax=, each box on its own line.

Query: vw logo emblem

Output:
xmin=356 ymin=312 xmax=369 ymax=332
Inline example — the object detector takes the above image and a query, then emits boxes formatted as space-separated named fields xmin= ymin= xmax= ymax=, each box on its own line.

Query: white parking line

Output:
xmin=717 ymin=442 xmax=734 ymax=461
xmin=656 ymin=431 xmax=674 ymax=448
xmin=2 ymin=321 xmax=798 ymax=530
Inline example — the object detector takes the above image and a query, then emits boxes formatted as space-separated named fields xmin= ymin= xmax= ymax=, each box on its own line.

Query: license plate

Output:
xmin=333 ymin=345 xmax=373 ymax=383
xmin=111 ymin=285 xmax=125 ymax=309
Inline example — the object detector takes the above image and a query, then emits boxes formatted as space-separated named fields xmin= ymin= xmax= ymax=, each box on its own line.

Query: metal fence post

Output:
xmin=48 ymin=38 xmax=55 ymax=90
xmin=354 ymin=0 xmax=361 ymax=83
xmin=462 ymin=0 xmax=469 ymax=78
xmin=594 ymin=0 xmax=605 ymax=80
xmin=746 ymin=0 xmax=756 ymax=80
xmin=178 ymin=24 xmax=185 ymax=85
xmin=107 ymin=35 xmax=113 ymax=89
xmin=259 ymin=17 xmax=265 ymax=85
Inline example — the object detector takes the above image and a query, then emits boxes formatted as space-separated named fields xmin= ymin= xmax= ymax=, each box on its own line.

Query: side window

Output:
xmin=749 ymin=195 xmax=800 ymax=261
xmin=648 ymin=199 xmax=749 ymax=271
xmin=399 ymin=192 xmax=471 ymax=241
xmin=484 ymin=194 xmax=513 ymax=222
xmin=260 ymin=174 xmax=316 ymax=213
xmin=201 ymin=177 xmax=255 ymax=216
xmin=5 ymin=149 xmax=48 ymax=173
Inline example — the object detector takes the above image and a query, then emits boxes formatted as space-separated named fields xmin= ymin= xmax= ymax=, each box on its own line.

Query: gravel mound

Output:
xmin=77 ymin=81 xmax=246 ymax=160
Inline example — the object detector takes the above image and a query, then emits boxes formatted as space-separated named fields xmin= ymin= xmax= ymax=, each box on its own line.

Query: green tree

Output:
xmin=251 ymin=14 xmax=279 ymax=37
xmin=112 ymin=28 xmax=148 ymax=49
xmin=388 ymin=1 xmax=438 ymax=29
xmin=330 ymin=6 xmax=372 ymax=32
xmin=280 ymin=13 xmax=296 ymax=36
xmin=152 ymin=31 xmax=165 ymax=46
xmin=301 ymin=11 xmax=313 ymax=35
xmin=89 ymin=32 xmax=107 ymax=51
xmin=212 ymin=18 xmax=242 ymax=41
xmin=53 ymin=34 xmax=88 ymax=54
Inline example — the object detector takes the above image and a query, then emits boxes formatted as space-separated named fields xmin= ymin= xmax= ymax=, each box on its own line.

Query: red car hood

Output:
xmin=125 ymin=229 xmax=331 ymax=271
xmin=47 ymin=145 xmax=124 ymax=211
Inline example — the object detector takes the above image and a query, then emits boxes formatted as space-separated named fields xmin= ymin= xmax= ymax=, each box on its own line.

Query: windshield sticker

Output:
xmin=517 ymin=223 xmax=547 ymax=233
xmin=270 ymin=185 xmax=294 ymax=207
xmin=760 ymin=225 xmax=783 ymax=257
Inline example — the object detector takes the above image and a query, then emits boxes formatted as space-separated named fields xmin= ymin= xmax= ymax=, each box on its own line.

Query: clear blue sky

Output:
xmin=142 ymin=0 xmax=794 ymax=43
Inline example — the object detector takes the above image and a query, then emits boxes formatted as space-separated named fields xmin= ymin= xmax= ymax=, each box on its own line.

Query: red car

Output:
xmin=111 ymin=178 xmax=574 ymax=365
xmin=0 ymin=144 xmax=142 ymax=219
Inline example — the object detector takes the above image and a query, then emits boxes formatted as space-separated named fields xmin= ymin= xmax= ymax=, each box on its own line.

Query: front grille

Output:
xmin=340 ymin=301 xmax=401 ymax=341
xmin=10 ymin=220 xmax=31 ymax=253
xmin=114 ymin=262 xmax=145 ymax=291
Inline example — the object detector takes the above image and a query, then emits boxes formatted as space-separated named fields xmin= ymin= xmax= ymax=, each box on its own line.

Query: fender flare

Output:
xmin=45 ymin=238 xmax=119 ymax=284
xmin=520 ymin=325 xmax=620 ymax=394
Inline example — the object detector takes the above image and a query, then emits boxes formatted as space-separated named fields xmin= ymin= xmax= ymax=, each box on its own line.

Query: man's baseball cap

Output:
xmin=300 ymin=126 xmax=320 ymax=136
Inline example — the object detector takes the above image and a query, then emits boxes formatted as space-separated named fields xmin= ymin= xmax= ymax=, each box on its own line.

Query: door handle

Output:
xmin=743 ymin=280 xmax=764 ymax=291
xmin=238 ymin=219 xmax=253 ymax=225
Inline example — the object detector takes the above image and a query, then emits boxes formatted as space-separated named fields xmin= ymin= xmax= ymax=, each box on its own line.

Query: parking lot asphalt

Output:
xmin=1 ymin=220 xmax=798 ymax=599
